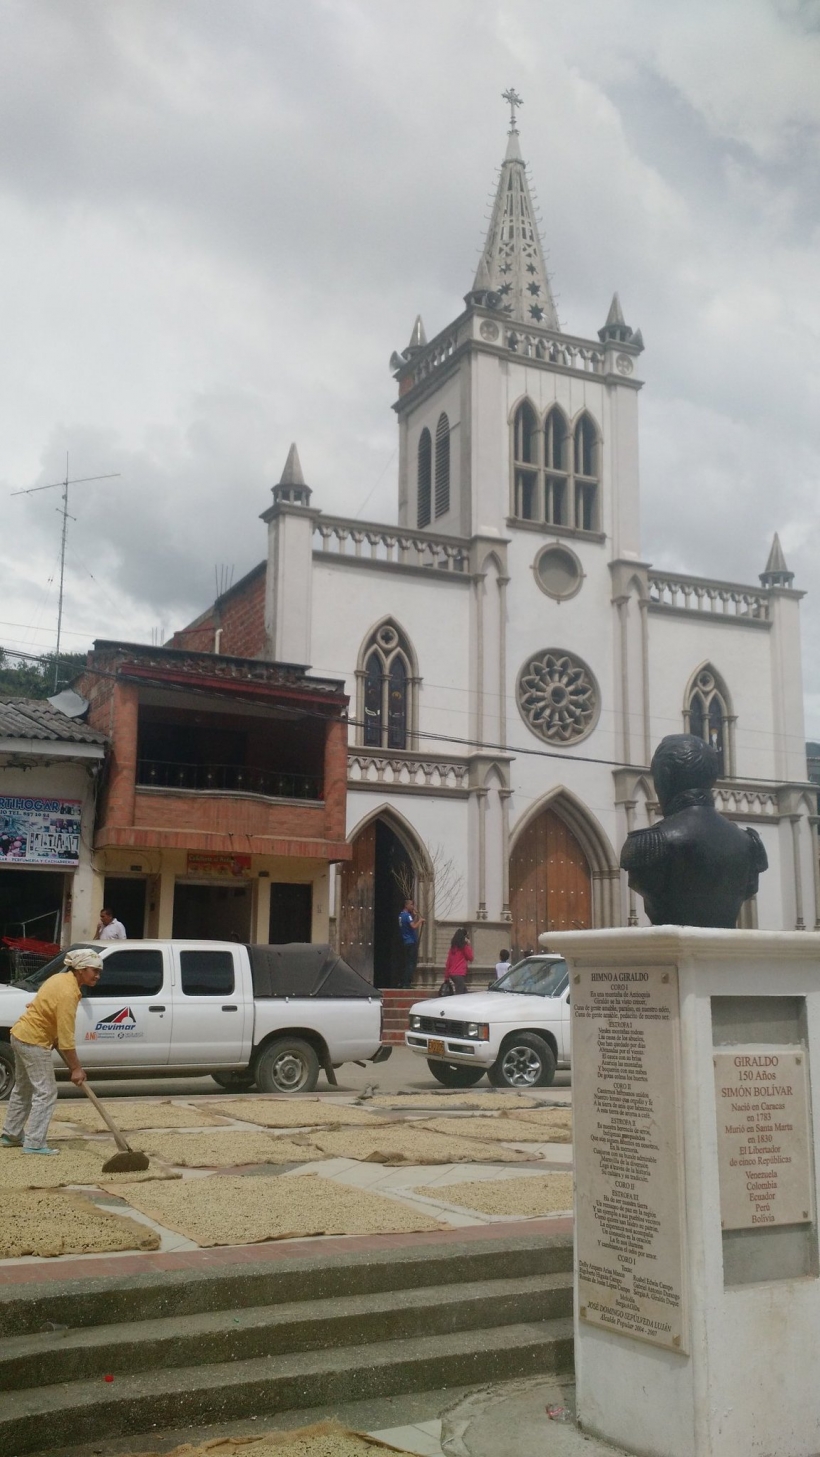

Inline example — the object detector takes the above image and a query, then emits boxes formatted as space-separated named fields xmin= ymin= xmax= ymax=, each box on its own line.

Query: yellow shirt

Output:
xmin=11 ymin=972 xmax=82 ymax=1052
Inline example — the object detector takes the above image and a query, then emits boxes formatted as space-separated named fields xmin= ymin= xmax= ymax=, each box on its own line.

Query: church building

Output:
xmin=173 ymin=100 xmax=816 ymax=982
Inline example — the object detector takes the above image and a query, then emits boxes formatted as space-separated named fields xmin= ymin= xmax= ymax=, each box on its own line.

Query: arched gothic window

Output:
xmin=434 ymin=413 xmax=450 ymax=518
xmin=513 ymin=400 xmax=539 ymax=520
xmin=685 ymin=665 xmax=732 ymax=774
xmin=544 ymin=407 xmax=569 ymax=527
xmin=573 ymin=414 xmax=599 ymax=532
xmin=511 ymin=401 xmax=600 ymax=533
xmin=358 ymin=622 xmax=417 ymax=750
xmin=417 ymin=428 xmax=432 ymax=529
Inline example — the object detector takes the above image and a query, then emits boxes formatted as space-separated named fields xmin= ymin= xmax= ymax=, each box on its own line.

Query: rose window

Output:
xmin=516 ymin=649 xmax=598 ymax=744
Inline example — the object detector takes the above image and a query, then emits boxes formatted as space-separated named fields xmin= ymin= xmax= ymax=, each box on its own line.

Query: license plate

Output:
xmin=428 ymin=1038 xmax=445 ymax=1057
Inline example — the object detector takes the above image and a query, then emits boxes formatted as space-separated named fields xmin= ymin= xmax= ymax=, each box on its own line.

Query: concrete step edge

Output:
xmin=0 ymin=1232 xmax=573 ymax=1336
xmin=0 ymin=1274 xmax=572 ymax=1389
xmin=0 ymin=1318 xmax=575 ymax=1455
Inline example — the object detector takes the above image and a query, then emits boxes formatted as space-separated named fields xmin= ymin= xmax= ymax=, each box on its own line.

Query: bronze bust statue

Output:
xmin=620 ymin=734 xmax=768 ymax=928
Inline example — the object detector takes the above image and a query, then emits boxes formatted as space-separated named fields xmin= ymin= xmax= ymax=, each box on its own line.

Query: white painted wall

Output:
xmin=279 ymin=312 xmax=811 ymax=936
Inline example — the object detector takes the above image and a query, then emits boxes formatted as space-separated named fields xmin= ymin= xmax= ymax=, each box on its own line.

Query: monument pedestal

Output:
xmin=546 ymin=927 xmax=820 ymax=1457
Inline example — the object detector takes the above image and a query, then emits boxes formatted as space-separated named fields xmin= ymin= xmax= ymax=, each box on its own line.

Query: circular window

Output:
xmin=534 ymin=545 xmax=583 ymax=600
xmin=516 ymin=648 xmax=599 ymax=745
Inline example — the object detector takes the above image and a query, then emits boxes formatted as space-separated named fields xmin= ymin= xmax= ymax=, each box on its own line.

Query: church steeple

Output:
xmin=760 ymin=533 xmax=794 ymax=589
xmin=472 ymin=89 xmax=559 ymax=331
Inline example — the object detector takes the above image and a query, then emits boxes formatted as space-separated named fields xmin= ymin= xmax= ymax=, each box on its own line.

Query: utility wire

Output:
xmin=4 ymin=650 xmax=809 ymax=791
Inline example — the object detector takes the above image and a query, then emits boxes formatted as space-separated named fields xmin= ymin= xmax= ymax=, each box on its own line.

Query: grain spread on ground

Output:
xmin=420 ymin=1113 xmax=572 ymax=1144
xmin=0 ymin=1143 xmax=179 ymax=1188
xmin=51 ymin=1100 xmax=230 ymax=1131
xmin=415 ymin=1172 xmax=574 ymax=1218
xmin=133 ymin=1131 xmax=319 ymax=1167
xmin=129 ymin=1419 xmax=420 ymax=1455
xmin=305 ymin=1125 xmax=533 ymax=1165
xmin=0 ymin=1189 xmax=160 ymax=1258
xmin=509 ymin=1107 xmax=573 ymax=1140
xmin=116 ymin=1173 xmax=443 ymax=1246
xmin=207 ymin=1100 xmax=389 ymax=1129
xmin=369 ymin=1092 xmax=539 ymax=1110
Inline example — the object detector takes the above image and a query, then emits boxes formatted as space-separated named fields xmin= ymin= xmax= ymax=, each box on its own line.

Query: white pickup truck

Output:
xmin=405 ymin=953 xmax=570 ymax=1089
xmin=0 ymin=940 xmax=390 ymax=1098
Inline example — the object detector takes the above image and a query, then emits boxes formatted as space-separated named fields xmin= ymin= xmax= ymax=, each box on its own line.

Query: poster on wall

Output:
xmin=0 ymin=796 xmax=82 ymax=866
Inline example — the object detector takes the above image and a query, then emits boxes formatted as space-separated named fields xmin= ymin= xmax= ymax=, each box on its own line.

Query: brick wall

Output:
xmin=78 ymin=669 xmax=138 ymax=831
xmin=323 ymin=718 xmax=349 ymax=844
xmin=134 ymin=790 xmax=328 ymax=841
xmin=170 ymin=563 xmax=266 ymax=659
xmin=79 ymin=642 xmax=350 ymax=868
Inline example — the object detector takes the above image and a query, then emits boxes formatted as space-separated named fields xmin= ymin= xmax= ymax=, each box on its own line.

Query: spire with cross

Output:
xmin=468 ymin=91 xmax=559 ymax=330
xmin=502 ymin=87 xmax=523 ymax=133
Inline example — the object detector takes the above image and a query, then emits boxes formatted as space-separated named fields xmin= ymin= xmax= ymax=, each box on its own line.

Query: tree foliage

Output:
xmin=0 ymin=649 xmax=88 ymax=699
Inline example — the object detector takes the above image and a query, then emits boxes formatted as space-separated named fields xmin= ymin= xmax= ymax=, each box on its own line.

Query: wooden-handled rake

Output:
xmin=80 ymin=1083 xmax=150 ymax=1173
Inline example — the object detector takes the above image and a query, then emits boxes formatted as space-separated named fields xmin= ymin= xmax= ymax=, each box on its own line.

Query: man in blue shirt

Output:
xmin=398 ymin=898 xmax=424 ymax=988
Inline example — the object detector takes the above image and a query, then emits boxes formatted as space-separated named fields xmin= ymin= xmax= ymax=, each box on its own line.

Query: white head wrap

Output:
xmin=64 ymin=949 xmax=103 ymax=972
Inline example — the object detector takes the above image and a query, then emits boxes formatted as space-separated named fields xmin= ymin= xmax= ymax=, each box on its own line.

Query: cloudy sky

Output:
xmin=2 ymin=0 xmax=819 ymax=730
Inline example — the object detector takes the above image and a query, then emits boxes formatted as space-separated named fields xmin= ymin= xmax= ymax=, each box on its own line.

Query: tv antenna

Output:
xmin=11 ymin=454 xmax=121 ymax=690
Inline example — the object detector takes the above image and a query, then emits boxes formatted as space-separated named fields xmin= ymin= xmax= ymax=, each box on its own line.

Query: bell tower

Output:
xmin=391 ymin=94 xmax=645 ymax=566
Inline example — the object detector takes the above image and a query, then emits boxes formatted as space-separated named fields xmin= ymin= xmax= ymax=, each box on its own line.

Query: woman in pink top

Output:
xmin=444 ymin=928 xmax=474 ymax=994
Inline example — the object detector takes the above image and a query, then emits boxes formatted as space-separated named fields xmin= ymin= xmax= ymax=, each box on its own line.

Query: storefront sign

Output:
xmin=0 ymin=796 xmax=82 ymax=866
xmin=186 ymin=852 xmax=252 ymax=879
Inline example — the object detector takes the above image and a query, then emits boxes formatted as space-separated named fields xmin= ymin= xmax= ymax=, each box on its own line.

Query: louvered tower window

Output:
xmin=417 ymin=429 xmax=432 ymax=529
xmin=573 ymin=414 xmax=599 ymax=532
xmin=510 ymin=401 xmax=601 ymax=534
xmin=513 ymin=400 xmax=539 ymax=520
xmin=544 ymin=408 xmax=569 ymax=527
xmin=434 ymin=413 xmax=450 ymax=518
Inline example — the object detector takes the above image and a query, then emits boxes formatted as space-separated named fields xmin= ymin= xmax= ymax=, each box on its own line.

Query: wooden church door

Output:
xmin=509 ymin=807 xmax=591 ymax=957
xmin=338 ymin=822 xmax=376 ymax=981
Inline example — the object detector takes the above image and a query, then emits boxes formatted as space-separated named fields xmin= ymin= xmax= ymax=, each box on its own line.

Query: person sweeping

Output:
xmin=1 ymin=948 xmax=102 ymax=1155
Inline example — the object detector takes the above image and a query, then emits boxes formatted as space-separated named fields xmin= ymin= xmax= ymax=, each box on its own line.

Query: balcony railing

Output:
xmin=648 ymin=572 xmax=770 ymax=621
xmin=136 ymin=760 xmax=322 ymax=801
xmin=314 ymin=516 xmax=469 ymax=572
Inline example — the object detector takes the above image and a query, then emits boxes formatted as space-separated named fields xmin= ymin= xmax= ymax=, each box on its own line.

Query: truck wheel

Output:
xmin=254 ymin=1039 xmax=320 ymax=1094
xmin=211 ymin=1072 xmax=256 ymax=1092
xmin=0 ymin=1044 xmax=14 ymax=1101
xmin=427 ymin=1060 xmax=485 ymax=1088
xmin=488 ymin=1034 xmax=556 ymax=1088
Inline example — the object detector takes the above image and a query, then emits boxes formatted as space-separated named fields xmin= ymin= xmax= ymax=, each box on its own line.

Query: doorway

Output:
xmin=509 ymin=806 xmax=591 ymax=958
xmin=269 ymin=883 xmax=313 ymax=944
xmin=338 ymin=817 xmax=416 ymax=988
xmin=102 ymin=878 xmax=147 ymax=939
xmin=0 ymin=868 xmax=65 ymax=943
xmin=172 ymin=882 xmax=252 ymax=941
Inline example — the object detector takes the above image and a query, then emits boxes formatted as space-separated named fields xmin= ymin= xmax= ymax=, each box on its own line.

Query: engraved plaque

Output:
xmin=574 ymin=965 xmax=687 ymax=1352
xmin=714 ymin=1048 xmax=814 ymax=1231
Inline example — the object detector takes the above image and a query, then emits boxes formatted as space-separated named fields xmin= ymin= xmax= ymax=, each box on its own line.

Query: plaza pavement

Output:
xmin=3 ymin=1053 xmax=594 ymax=1457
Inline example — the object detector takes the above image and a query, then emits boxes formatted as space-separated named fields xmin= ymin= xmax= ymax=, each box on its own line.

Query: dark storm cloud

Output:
xmin=1 ymin=0 xmax=819 ymax=725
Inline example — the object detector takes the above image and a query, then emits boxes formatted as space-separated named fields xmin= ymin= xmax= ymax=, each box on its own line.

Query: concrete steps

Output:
xmin=0 ymin=1233 xmax=573 ymax=1454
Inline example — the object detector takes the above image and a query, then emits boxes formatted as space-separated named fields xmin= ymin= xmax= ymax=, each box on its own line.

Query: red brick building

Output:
xmin=77 ymin=642 xmax=350 ymax=943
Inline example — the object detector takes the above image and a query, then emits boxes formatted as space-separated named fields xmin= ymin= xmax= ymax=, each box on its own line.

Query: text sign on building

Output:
xmin=186 ymin=852 xmax=252 ymax=879
xmin=573 ymin=965 xmax=688 ymax=1353
xmin=714 ymin=1049 xmax=814 ymax=1231
xmin=0 ymin=796 xmax=82 ymax=867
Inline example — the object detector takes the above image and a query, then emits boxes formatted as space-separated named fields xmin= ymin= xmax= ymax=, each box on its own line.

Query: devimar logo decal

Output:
xmin=84 ymin=1006 xmax=144 ymax=1041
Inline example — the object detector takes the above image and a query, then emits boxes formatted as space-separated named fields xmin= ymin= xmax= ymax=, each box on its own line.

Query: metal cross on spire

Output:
xmin=502 ymin=87 xmax=523 ymax=132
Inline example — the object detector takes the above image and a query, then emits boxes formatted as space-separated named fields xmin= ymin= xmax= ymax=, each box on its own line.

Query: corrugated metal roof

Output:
xmin=0 ymin=699 xmax=107 ymax=744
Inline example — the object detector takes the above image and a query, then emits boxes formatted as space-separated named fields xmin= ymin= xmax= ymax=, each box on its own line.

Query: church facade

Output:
xmin=173 ymin=111 xmax=816 ymax=982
